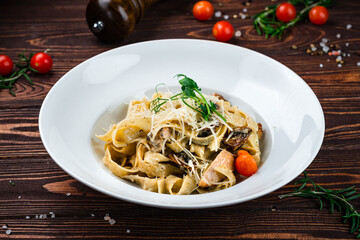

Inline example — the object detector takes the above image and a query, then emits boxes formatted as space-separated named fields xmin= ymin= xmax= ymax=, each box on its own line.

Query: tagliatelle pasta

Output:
xmin=97 ymin=75 xmax=262 ymax=194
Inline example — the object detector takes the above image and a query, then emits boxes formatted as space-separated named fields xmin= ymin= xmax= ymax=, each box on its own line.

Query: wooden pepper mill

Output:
xmin=86 ymin=0 xmax=159 ymax=42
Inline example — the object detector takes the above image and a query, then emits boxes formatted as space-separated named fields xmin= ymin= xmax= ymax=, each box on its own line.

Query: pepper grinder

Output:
xmin=86 ymin=0 xmax=159 ymax=42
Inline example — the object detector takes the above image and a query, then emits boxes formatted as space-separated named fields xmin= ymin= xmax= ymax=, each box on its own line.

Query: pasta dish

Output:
xmin=97 ymin=75 xmax=262 ymax=194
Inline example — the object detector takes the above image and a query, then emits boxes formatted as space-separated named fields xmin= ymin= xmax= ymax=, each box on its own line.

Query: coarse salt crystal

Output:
xmin=345 ymin=42 xmax=349 ymax=47
xmin=5 ymin=229 xmax=11 ymax=235
xmin=26 ymin=216 xmax=30 ymax=219
xmin=2 ymin=225 xmax=7 ymax=229
xmin=66 ymin=192 xmax=71 ymax=196
xmin=223 ymin=15 xmax=229 ymax=20
xmin=311 ymin=46 xmax=317 ymax=51
xmin=321 ymin=38 xmax=328 ymax=43
xmin=322 ymin=46 xmax=329 ymax=53
xmin=336 ymin=56 xmax=342 ymax=61
xmin=346 ymin=24 xmax=352 ymax=30
xmin=91 ymin=214 xmax=95 ymax=217
xmin=357 ymin=62 xmax=360 ymax=66
xmin=337 ymin=63 xmax=342 ymax=68
xmin=51 ymin=214 xmax=55 ymax=218
xmin=235 ymin=30 xmax=242 ymax=37
xmin=18 ymin=196 xmax=21 ymax=199
xmin=109 ymin=219 xmax=116 ymax=225
xmin=327 ymin=59 xmax=330 ymax=62
xmin=336 ymin=33 xmax=341 ymax=39
xmin=347 ymin=53 xmax=350 ymax=57
xmin=319 ymin=42 xmax=325 ymax=47
xmin=126 ymin=229 xmax=131 ymax=233
xmin=243 ymin=8 xmax=247 ymax=12
xmin=43 ymin=214 xmax=47 ymax=219
xmin=239 ymin=13 xmax=247 ymax=19
xmin=319 ymin=64 xmax=323 ymax=68
xmin=214 ymin=11 xmax=222 ymax=18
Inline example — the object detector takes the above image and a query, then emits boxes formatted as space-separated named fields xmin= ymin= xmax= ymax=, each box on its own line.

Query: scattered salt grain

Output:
xmin=319 ymin=64 xmax=323 ymax=68
xmin=91 ymin=214 xmax=95 ymax=217
xmin=347 ymin=53 xmax=350 ymax=57
xmin=345 ymin=42 xmax=349 ymax=47
xmin=235 ymin=30 xmax=242 ymax=37
xmin=5 ymin=229 xmax=11 ymax=235
xmin=337 ymin=63 xmax=342 ymax=68
xmin=321 ymin=38 xmax=329 ymax=43
xmin=327 ymin=59 xmax=330 ymax=62
xmin=357 ymin=62 xmax=360 ymax=66
xmin=66 ymin=192 xmax=71 ymax=197
xmin=319 ymin=42 xmax=326 ymax=47
xmin=2 ymin=225 xmax=7 ymax=229
xmin=336 ymin=33 xmax=341 ymax=39
xmin=51 ymin=214 xmax=55 ymax=218
xmin=223 ymin=14 xmax=229 ymax=20
xmin=214 ymin=11 xmax=222 ymax=18
xmin=104 ymin=214 xmax=111 ymax=221
xmin=109 ymin=219 xmax=116 ymax=225
xmin=239 ymin=13 xmax=247 ymax=20
xmin=18 ymin=196 xmax=21 ymax=199
xmin=346 ymin=24 xmax=352 ymax=30
xmin=26 ymin=216 xmax=30 ymax=219
xmin=243 ymin=8 xmax=247 ymax=13
xmin=322 ymin=46 xmax=329 ymax=53
xmin=126 ymin=229 xmax=131 ymax=233
xmin=35 ymin=215 xmax=39 ymax=219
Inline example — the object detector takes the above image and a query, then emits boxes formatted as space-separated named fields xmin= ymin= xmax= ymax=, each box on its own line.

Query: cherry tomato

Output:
xmin=235 ymin=150 xmax=258 ymax=177
xmin=193 ymin=1 xmax=214 ymax=21
xmin=0 ymin=55 xmax=14 ymax=76
xmin=276 ymin=3 xmax=297 ymax=23
xmin=309 ymin=6 xmax=329 ymax=25
xmin=30 ymin=52 xmax=53 ymax=74
xmin=213 ymin=21 xmax=234 ymax=42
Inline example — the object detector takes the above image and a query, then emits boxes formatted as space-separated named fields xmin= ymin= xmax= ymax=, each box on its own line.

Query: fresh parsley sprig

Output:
xmin=149 ymin=74 xmax=226 ymax=122
xmin=253 ymin=0 xmax=335 ymax=39
xmin=279 ymin=172 xmax=360 ymax=238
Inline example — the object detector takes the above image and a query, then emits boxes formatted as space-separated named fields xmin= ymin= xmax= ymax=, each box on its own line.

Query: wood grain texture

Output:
xmin=0 ymin=0 xmax=359 ymax=239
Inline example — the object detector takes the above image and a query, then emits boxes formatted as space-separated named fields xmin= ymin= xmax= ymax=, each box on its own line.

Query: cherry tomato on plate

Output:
xmin=309 ymin=6 xmax=329 ymax=25
xmin=0 ymin=55 xmax=14 ymax=76
xmin=235 ymin=150 xmax=258 ymax=177
xmin=30 ymin=52 xmax=53 ymax=74
xmin=193 ymin=1 xmax=214 ymax=21
xmin=276 ymin=3 xmax=297 ymax=23
xmin=213 ymin=21 xmax=234 ymax=42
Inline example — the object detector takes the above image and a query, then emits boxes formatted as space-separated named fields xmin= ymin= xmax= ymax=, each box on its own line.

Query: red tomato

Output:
xmin=309 ymin=6 xmax=329 ymax=25
xmin=213 ymin=21 xmax=234 ymax=42
xmin=0 ymin=55 xmax=14 ymax=76
xmin=30 ymin=52 xmax=53 ymax=74
xmin=235 ymin=150 xmax=258 ymax=177
xmin=193 ymin=1 xmax=214 ymax=21
xmin=276 ymin=3 xmax=297 ymax=23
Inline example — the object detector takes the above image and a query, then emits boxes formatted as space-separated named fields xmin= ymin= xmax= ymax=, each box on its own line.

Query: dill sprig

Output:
xmin=0 ymin=50 xmax=38 ymax=96
xmin=149 ymin=74 xmax=226 ymax=122
xmin=253 ymin=0 xmax=335 ymax=39
xmin=279 ymin=172 xmax=360 ymax=238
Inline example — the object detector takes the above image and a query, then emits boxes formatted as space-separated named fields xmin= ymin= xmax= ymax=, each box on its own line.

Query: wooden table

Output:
xmin=1 ymin=0 xmax=359 ymax=239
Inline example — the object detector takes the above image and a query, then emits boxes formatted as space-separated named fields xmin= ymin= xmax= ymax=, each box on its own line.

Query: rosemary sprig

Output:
xmin=253 ymin=0 xmax=335 ymax=39
xmin=0 ymin=50 xmax=38 ymax=96
xmin=279 ymin=172 xmax=360 ymax=238
xmin=149 ymin=74 xmax=227 ymax=122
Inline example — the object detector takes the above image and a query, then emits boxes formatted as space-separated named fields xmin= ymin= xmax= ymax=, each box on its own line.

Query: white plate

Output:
xmin=39 ymin=39 xmax=325 ymax=209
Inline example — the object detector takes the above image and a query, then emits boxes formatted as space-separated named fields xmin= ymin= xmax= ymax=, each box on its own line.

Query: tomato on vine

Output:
xmin=193 ymin=1 xmax=214 ymax=21
xmin=30 ymin=52 xmax=53 ymax=74
xmin=309 ymin=6 xmax=329 ymax=25
xmin=213 ymin=21 xmax=234 ymax=42
xmin=0 ymin=55 xmax=14 ymax=76
xmin=276 ymin=3 xmax=297 ymax=23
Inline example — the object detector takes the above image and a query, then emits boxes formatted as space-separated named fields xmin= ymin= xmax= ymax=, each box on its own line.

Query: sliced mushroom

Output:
xmin=224 ymin=127 xmax=252 ymax=150
xmin=169 ymin=152 xmax=192 ymax=169
xmin=197 ymin=128 xmax=212 ymax=137
xmin=211 ymin=92 xmax=227 ymax=102
xmin=147 ymin=127 xmax=171 ymax=152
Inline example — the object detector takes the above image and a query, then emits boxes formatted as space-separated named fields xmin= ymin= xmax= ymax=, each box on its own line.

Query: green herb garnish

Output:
xmin=0 ymin=50 xmax=38 ymax=97
xmin=253 ymin=0 xmax=335 ymax=39
xmin=149 ymin=74 xmax=226 ymax=122
xmin=279 ymin=172 xmax=360 ymax=238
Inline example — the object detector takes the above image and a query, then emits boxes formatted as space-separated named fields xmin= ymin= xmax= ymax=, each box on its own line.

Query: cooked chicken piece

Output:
xmin=224 ymin=127 xmax=252 ymax=150
xmin=211 ymin=92 xmax=227 ymax=102
xmin=257 ymin=123 xmax=263 ymax=139
xmin=199 ymin=149 xmax=234 ymax=187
